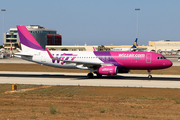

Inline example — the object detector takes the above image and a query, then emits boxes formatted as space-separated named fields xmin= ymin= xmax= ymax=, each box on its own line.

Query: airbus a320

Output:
xmin=15 ymin=25 xmax=172 ymax=78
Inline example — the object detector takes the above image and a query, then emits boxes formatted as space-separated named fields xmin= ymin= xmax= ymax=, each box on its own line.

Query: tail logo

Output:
xmin=131 ymin=38 xmax=138 ymax=48
xmin=134 ymin=42 xmax=137 ymax=46
xmin=17 ymin=25 xmax=45 ymax=51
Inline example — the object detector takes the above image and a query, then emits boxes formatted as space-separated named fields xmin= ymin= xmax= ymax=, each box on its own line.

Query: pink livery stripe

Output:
xmin=17 ymin=25 xmax=45 ymax=51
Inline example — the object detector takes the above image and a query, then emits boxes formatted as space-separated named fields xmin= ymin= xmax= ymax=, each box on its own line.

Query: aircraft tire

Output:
xmin=148 ymin=75 xmax=152 ymax=79
xmin=97 ymin=74 xmax=102 ymax=78
xmin=87 ymin=73 xmax=94 ymax=78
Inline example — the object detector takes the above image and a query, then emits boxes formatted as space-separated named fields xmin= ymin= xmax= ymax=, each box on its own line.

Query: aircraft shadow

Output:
xmin=0 ymin=73 xmax=83 ymax=78
xmin=0 ymin=73 xmax=179 ymax=81
xmin=103 ymin=75 xmax=180 ymax=81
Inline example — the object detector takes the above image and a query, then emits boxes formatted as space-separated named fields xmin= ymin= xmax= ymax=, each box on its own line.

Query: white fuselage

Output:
xmin=20 ymin=50 xmax=103 ymax=69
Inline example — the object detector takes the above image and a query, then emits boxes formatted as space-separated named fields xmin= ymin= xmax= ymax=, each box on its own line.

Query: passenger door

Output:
xmin=146 ymin=53 xmax=151 ymax=63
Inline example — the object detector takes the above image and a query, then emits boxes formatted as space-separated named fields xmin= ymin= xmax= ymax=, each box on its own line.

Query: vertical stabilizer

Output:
xmin=131 ymin=38 xmax=138 ymax=48
xmin=17 ymin=25 xmax=45 ymax=52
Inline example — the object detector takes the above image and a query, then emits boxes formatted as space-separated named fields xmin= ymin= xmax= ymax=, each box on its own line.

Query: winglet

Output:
xmin=93 ymin=47 xmax=96 ymax=51
xmin=46 ymin=48 xmax=54 ymax=58
xmin=46 ymin=48 xmax=63 ymax=61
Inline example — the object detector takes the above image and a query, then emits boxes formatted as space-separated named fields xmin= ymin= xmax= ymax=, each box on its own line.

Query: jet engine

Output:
xmin=97 ymin=66 xmax=118 ymax=75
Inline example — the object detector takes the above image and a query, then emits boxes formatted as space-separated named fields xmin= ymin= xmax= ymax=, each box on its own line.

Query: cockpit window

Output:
xmin=157 ymin=56 xmax=166 ymax=60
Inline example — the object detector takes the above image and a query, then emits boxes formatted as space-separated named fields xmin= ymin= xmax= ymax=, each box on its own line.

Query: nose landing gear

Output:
xmin=148 ymin=70 xmax=152 ymax=79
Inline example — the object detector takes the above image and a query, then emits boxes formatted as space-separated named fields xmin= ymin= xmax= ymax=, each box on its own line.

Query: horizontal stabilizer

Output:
xmin=14 ymin=53 xmax=33 ymax=57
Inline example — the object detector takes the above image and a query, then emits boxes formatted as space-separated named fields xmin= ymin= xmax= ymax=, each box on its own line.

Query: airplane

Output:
xmin=0 ymin=48 xmax=5 ymax=52
xmin=111 ymin=38 xmax=138 ymax=51
xmin=14 ymin=25 xmax=172 ymax=79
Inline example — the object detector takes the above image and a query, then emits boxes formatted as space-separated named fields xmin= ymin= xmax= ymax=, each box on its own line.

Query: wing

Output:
xmin=46 ymin=48 xmax=114 ymax=69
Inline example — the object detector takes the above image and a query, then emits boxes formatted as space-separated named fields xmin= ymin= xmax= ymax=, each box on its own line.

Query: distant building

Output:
xmin=148 ymin=40 xmax=180 ymax=54
xmin=3 ymin=25 xmax=62 ymax=50
xmin=46 ymin=44 xmax=98 ymax=51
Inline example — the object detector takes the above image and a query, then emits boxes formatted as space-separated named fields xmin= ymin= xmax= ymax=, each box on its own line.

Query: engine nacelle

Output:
xmin=97 ymin=66 xmax=118 ymax=75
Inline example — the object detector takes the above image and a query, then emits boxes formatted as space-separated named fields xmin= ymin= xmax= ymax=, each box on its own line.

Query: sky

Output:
xmin=0 ymin=0 xmax=180 ymax=46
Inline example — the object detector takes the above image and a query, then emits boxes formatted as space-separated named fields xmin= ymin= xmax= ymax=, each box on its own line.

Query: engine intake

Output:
xmin=97 ymin=66 xmax=118 ymax=75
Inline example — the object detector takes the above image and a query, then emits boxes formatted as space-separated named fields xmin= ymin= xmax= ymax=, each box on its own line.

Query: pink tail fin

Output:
xmin=17 ymin=25 xmax=45 ymax=51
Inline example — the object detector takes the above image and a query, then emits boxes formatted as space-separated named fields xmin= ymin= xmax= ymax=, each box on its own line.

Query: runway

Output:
xmin=0 ymin=71 xmax=180 ymax=89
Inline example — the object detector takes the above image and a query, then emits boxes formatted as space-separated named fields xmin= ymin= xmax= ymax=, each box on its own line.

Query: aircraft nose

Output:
xmin=164 ymin=60 xmax=173 ymax=68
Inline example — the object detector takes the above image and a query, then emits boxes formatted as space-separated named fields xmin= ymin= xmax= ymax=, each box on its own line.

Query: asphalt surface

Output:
xmin=0 ymin=71 xmax=180 ymax=88
xmin=0 ymin=57 xmax=180 ymax=88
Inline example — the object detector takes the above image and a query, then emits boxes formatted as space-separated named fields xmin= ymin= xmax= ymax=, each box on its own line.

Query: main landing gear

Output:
xmin=87 ymin=73 xmax=94 ymax=78
xmin=148 ymin=70 xmax=152 ymax=79
xmin=96 ymin=74 xmax=102 ymax=78
xmin=87 ymin=72 xmax=102 ymax=78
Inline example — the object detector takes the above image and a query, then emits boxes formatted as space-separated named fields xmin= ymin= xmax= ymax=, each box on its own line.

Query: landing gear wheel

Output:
xmin=148 ymin=75 xmax=152 ymax=79
xmin=97 ymin=74 xmax=102 ymax=78
xmin=147 ymin=70 xmax=152 ymax=79
xmin=87 ymin=73 xmax=94 ymax=78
